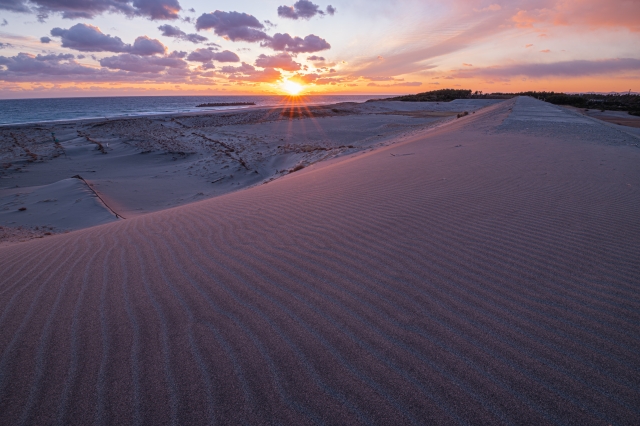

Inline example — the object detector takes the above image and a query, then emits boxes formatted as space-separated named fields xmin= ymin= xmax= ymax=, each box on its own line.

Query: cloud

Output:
xmin=307 ymin=55 xmax=325 ymax=61
xmin=50 ymin=24 xmax=166 ymax=55
xmin=1 ymin=19 xmax=8 ymax=26
xmin=0 ymin=0 xmax=29 ymax=13
xmin=525 ymin=44 xmax=533 ymax=48
xmin=40 ymin=36 xmax=51 ymax=43
xmin=0 ymin=50 xmax=216 ymax=85
xmin=254 ymin=53 xmax=301 ymax=71
xmin=289 ymin=72 xmax=319 ymax=84
xmin=219 ymin=62 xmax=255 ymax=74
xmin=0 ymin=52 xmax=100 ymax=79
xmin=462 ymin=63 xmax=472 ymax=66
xmin=366 ymin=76 xmax=404 ymax=81
xmin=326 ymin=5 xmax=335 ymax=15
xmin=474 ymin=4 xmax=501 ymax=12
xmin=451 ymin=58 xmax=640 ymax=79
xmin=263 ymin=33 xmax=330 ymax=53
xmin=351 ymin=11 xmax=506 ymax=77
xmin=540 ymin=49 xmax=550 ymax=53
xmin=0 ymin=42 xmax=13 ymax=49
xmin=0 ymin=0 xmax=181 ymax=20
xmin=511 ymin=0 xmax=640 ymax=32
xmin=186 ymin=48 xmax=239 ymax=63
xmin=158 ymin=24 xmax=208 ymax=43
xmin=195 ymin=10 xmax=269 ymax=42
xmin=228 ymin=67 xmax=281 ymax=83
xmin=366 ymin=81 xmax=422 ymax=87
xmin=100 ymin=53 xmax=187 ymax=72
xmin=51 ymin=24 xmax=128 ymax=52
xmin=277 ymin=0 xmax=325 ymax=20
xmin=131 ymin=36 xmax=166 ymax=55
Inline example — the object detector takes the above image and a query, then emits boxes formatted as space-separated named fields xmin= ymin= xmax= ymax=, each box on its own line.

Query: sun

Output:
xmin=281 ymin=80 xmax=304 ymax=96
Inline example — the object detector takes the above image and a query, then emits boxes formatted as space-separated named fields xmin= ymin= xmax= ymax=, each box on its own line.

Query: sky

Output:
xmin=0 ymin=0 xmax=638 ymax=98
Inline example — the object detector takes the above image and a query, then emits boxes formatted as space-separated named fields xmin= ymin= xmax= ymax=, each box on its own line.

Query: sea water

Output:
xmin=0 ymin=95 xmax=379 ymax=126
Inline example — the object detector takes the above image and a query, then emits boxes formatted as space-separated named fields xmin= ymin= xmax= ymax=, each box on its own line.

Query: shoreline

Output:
xmin=0 ymin=95 xmax=381 ymax=128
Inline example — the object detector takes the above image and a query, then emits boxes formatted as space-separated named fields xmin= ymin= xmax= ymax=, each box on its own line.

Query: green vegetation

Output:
xmin=375 ymin=89 xmax=640 ymax=113
xmin=506 ymin=91 xmax=640 ymax=112
xmin=383 ymin=89 xmax=474 ymax=102
xmin=372 ymin=89 xmax=513 ymax=102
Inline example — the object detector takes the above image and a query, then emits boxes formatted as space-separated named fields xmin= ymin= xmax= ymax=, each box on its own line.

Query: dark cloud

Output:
xmin=0 ymin=51 xmax=206 ymax=84
xmin=168 ymin=50 xmax=186 ymax=58
xmin=186 ymin=48 xmax=239 ymax=63
xmin=0 ymin=52 xmax=97 ymax=77
xmin=1 ymin=18 xmax=8 ymax=26
xmin=132 ymin=0 xmax=181 ymax=20
xmin=50 ymin=23 xmax=129 ymax=52
xmin=277 ymin=0 xmax=325 ymax=20
xmin=263 ymin=33 xmax=330 ymax=53
xmin=40 ymin=36 xmax=51 ymax=43
xmin=158 ymin=24 xmax=208 ymax=43
xmin=0 ymin=0 xmax=181 ymax=20
xmin=0 ymin=42 xmax=13 ymax=49
xmin=0 ymin=0 xmax=29 ymax=13
xmin=451 ymin=58 xmax=640 ymax=79
xmin=307 ymin=55 xmax=325 ymax=61
xmin=326 ymin=5 xmax=335 ymax=15
xmin=100 ymin=53 xmax=187 ymax=72
xmin=50 ymin=24 xmax=166 ymax=55
xmin=36 ymin=53 xmax=74 ymax=60
xmin=195 ymin=10 xmax=269 ymax=43
xmin=131 ymin=36 xmax=166 ymax=55
xmin=254 ymin=53 xmax=300 ymax=71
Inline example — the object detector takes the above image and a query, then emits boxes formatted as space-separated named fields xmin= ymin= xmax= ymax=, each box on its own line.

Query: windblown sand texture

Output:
xmin=1 ymin=97 xmax=639 ymax=425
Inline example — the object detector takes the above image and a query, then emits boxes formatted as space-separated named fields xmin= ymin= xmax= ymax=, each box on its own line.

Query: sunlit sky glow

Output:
xmin=0 ymin=0 xmax=638 ymax=98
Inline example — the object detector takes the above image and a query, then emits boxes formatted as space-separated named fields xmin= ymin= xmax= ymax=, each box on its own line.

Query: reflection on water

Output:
xmin=0 ymin=95 xmax=379 ymax=125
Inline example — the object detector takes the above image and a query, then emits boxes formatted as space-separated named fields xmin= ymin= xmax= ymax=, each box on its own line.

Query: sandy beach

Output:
xmin=1 ymin=97 xmax=639 ymax=424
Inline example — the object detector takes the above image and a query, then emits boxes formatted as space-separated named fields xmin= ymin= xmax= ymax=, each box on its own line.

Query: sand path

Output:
xmin=0 ymin=98 xmax=639 ymax=425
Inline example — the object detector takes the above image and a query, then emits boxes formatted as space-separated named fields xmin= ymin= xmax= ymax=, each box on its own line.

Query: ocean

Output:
xmin=0 ymin=95 xmax=381 ymax=126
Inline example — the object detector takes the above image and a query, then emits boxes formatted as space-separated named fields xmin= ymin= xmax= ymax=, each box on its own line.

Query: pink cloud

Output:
xmin=451 ymin=57 xmax=640 ymax=79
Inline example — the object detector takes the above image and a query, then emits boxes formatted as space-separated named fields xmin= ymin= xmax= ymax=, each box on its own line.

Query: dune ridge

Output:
xmin=0 ymin=98 xmax=639 ymax=425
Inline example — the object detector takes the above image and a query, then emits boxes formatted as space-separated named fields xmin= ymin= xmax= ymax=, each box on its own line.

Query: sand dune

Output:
xmin=1 ymin=97 xmax=639 ymax=424
xmin=1 ymin=99 xmax=498 ymax=234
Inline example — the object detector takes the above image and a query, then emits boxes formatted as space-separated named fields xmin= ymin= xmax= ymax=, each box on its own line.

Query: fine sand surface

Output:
xmin=1 ymin=97 xmax=639 ymax=424
xmin=1 ymin=99 xmax=498 ymax=238
xmin=561 ymin=105 xmax=640 ymax=138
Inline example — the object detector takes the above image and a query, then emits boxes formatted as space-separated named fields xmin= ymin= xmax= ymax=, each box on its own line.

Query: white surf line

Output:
xmin=71 ymin=175 xmax=126 ymax=220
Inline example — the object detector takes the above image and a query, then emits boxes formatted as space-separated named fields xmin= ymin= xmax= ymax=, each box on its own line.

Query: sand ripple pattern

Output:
xmin=1 ymin=100 xmax=639 ymax=425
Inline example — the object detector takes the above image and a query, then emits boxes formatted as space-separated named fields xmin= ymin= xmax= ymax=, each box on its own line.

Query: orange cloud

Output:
xmin=510 ymin=0 xmax=640 ymax=32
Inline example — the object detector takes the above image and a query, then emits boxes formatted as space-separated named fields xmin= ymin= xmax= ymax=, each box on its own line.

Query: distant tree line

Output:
xmin=377 ymin=89 xmax=640 ymax=115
